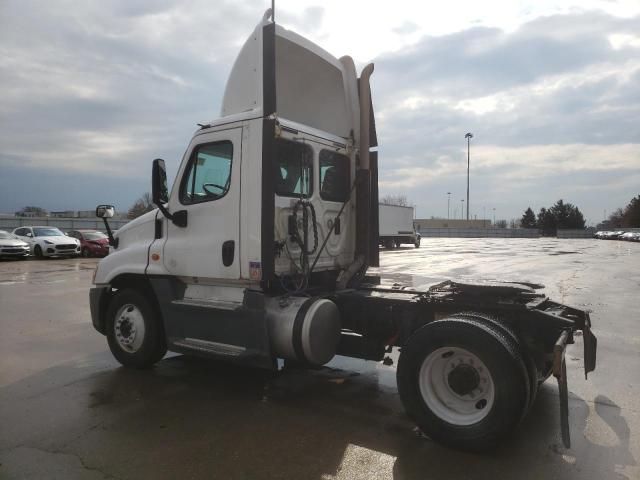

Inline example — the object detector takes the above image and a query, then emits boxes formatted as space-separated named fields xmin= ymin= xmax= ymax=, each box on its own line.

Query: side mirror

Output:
xmin=25 ymin=232 xmax=33 ymax=238
xmin=152 ymin=159 xmax=169 ymax=205
xmin=96 ymin=205 xmax=115 ymax=218
xmin=151 ymin=158 xmax=187 ymax=227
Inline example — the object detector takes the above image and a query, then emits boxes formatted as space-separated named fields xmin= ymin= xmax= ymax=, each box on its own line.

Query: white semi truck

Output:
xmin=90 ymin=10 xmax=596 ymax=451
xmin=379 ymin=203 xmax=420 ymax=248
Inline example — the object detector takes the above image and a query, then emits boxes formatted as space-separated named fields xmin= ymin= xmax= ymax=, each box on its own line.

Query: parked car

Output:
xmin=12 ymin=226 xmax=81 ymax=258
xmin=67 ymin=230 xmax=110 ymax=257
xmin=0 ymin=230 xmax=30 ymax=259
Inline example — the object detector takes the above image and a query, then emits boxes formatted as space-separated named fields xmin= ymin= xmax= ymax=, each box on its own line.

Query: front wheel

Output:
xmin=34 ymin=245 xmax=44 ymax=259
xmin=82 ymin=248 xmax=90 ymax=258
xmin=397 ymin=317 xmax=529 ymax=451
xmin=414 ymin=237 xmax=421 ymax=248
xmin=105 ymin=289 xmax=167 ymax=368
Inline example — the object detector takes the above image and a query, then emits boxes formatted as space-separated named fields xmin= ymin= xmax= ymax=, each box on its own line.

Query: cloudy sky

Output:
xmin=1 ymin=0 xmax=639 ymax=224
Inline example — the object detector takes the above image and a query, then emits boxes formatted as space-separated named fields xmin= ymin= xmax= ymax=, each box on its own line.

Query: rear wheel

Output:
xmin=414 ymin=237 xmax=421 ymax=248
xmin=384 ymin=239 xmax=395 ymax=249
xmin=449 ymin=312 xmax=538 ymax=416
xmin=397 ymin=317 xmax=529 ymax=451
xmin=105 ymin=289 xmax=167 ymax=368
xmin=34 ymin=245 xmax=43 ymax=259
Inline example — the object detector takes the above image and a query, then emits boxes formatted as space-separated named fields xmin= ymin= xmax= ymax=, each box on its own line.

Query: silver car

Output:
xmin=0 ymin=230 xmax=30 ymax=259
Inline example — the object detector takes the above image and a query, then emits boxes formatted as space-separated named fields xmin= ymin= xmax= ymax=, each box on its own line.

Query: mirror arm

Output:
xmin=156 ymin=203 xmax=173 ymax=221
xmin=101 ymin=218 xmax=118 ymax=248
xmin=155 ymin=203 xmax=188 ymax=228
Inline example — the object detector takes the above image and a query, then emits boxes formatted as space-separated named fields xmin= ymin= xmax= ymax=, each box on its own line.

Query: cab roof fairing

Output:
xmin=220 ymin=11 xmax=361 ymax=145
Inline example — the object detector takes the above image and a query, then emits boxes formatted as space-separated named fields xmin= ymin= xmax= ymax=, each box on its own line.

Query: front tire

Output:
xmin=414 ymin=237 xmax=421 ymax=248
xmin=105 ymin=289 xmax=167 ymax=368
xmin=397 ymin=317 xmax=529 ymax=451
xmin=82 ymin=248 xmax=90 ymax=258
xmin=34 ymin=245 xmax=44 ymax=259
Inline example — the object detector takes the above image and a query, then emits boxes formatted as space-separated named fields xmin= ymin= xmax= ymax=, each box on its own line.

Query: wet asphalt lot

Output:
xmin=0 ymin=238 xmax=639 ymax=480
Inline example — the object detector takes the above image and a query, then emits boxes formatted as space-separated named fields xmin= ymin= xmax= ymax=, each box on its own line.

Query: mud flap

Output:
xmin=582 ymin=313 xmax=597 ymax=379
xmin=553 ymin=330 xmax=571 ymax=448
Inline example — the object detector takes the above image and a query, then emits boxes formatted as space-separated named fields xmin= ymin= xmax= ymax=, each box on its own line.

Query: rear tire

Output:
xmin=449 ymin=312 xmax=538 ymax=416
xmin=105 ymin=289 xmax=167 ymax=368
xmin=414 ymin=237 xmax=421 ymax=248
xmin=397 ymin=317 xmax=529 ymax=451
xmin=384 ymin=239 xmax=395 ymax=249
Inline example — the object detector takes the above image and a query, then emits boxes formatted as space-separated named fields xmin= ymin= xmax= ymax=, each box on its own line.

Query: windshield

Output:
xmin=84 ymin=232 xmax=107 ymax=240
xmin=33 ymin=227 xmax=64 ymax=237
xmin=0 ymin=231 xmax=17 ymax=239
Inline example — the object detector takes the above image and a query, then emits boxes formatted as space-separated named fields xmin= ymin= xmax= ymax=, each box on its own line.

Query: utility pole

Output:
xmin=461 ymin=199 xmax=465 ymax=222
xmin=465 ymin=133 xmax=473 ymax=220
xmin=492 ymin=207 xmax=496 ymax=225
xmin=447 ymin=192 xmax=451 ymax=220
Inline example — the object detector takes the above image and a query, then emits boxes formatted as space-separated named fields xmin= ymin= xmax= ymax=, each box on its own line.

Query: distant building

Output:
xmin=76 ymin=210 xmax=96 ymax=218
xmin=50 ymin=210 xmax=76 ymax=218
xmin=414 ymin=218 xmax=491 ymax=230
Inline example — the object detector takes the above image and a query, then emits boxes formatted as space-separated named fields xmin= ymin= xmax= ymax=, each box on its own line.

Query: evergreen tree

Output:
xmin=537 ymin=207 xmax=556 ymax=236
xmin=622 ymin=195 xmax=640 ymax=227
xmin=520 ymin=207 xmax=537 ymax=228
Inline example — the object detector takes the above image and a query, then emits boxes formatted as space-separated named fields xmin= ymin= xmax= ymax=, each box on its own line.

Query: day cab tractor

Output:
xmin=90 ymin=10 xmax=596 ymax=451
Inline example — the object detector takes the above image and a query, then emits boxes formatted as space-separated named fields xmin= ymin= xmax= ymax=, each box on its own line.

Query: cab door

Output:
xmin=162 ymin=128 xmax=242 ymax=280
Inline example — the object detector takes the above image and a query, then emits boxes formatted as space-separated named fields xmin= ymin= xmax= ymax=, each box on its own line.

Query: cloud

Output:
xmin=371 ymin=11 xmax=640 ymax=222
xmin=0 ymin=2 xmax=638 ymax=224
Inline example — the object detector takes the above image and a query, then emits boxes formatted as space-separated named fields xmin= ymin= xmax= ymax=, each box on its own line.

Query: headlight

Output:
xmin=44 ymin=240 xmax=53 ymax=245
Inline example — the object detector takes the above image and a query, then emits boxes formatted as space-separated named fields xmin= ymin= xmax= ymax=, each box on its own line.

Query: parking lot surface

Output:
xmin=0 ymin=238 xmax=638 ymax=480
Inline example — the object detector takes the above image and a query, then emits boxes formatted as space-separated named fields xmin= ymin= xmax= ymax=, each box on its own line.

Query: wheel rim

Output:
xmin=419 ymin=346 xmax=495 ymax=425
xmin=114 ymin=304 xmax=146 ymax=353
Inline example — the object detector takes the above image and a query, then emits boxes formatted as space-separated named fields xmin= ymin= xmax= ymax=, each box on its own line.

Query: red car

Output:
xmin=67 ymin=230 xmax=110 ymax=257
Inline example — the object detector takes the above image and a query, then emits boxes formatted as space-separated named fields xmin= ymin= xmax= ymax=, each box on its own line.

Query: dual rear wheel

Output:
xmin=397 ymin=314 xmax=537 ymax=451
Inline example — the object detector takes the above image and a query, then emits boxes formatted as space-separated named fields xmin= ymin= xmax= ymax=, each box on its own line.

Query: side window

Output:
xmin=274 ymin=138 xmax=313 ymax=197
xmin=180 ymin=141 xmax=233 ymax=204
xmin=319 ymin=150 xmax=350 ymax=202
xmin=68 ymin=231 xmax=77 ymax=239
xmin=15 ymin=228 xmax=25 ymax=236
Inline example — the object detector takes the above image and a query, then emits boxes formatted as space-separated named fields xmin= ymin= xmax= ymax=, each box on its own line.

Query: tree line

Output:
xmin=604 ymin=195 xmax=640 ymax=228
xmin=520 ymin=199 xmax=585 ymax=236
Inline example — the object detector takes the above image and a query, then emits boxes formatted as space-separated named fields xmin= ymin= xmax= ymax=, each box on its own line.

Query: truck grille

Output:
xmin=56 ymin=244 xmax=77 ymax=250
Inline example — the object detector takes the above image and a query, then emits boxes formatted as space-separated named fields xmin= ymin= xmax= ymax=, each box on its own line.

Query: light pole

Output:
xmin=483 ymin=206 xmax=486 ymax=227
xmin=465 ymin=132 xmax=473 ymax=220
xmin=492 ymin=207 xmax=496 ymax=225
xmin=461 ymin=199 xmax=464 ymax=221
xmin=447 ymin=192 xmax=451 ymax=220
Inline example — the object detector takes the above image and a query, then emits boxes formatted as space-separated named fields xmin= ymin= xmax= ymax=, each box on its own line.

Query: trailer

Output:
xmin=379 ymin=203 xmax=420 ymax=248
xmin=89 ymin=9 xmax=596 ymax=452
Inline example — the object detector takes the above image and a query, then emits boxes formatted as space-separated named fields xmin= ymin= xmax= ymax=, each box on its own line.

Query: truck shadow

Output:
xmin=0 ymin=354 xmax=635 ymax=480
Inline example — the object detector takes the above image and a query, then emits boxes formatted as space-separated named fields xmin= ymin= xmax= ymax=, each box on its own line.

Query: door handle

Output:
xmin=222 ymin=240 xmax=234 ymax=267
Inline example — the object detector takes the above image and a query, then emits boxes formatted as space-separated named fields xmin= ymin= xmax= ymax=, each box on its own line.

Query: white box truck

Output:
xmin=379 ymin=204 xmax=420 ymax=248
xmin=90 ymin=8 xmax=596 ymax=451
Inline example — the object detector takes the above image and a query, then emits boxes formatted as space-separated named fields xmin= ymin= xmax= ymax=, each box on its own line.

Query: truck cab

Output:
xmin=92 ymin=10 xmax=375 ymax=369
xmin=90 ymin=10 xmax=595 ymax=452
